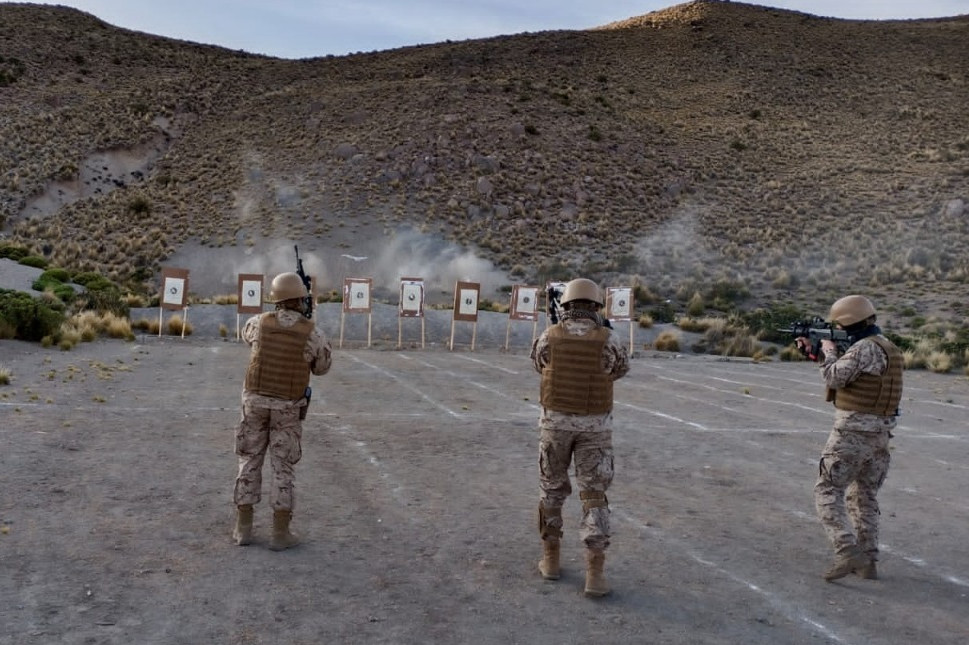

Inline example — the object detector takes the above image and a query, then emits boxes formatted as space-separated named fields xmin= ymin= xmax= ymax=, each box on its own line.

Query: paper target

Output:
xmin=399 ymin=278 xmax=425 ymax=318
xmin=160 ymin=267 xmax=190 ymax=310
xmin=606 ymin=286 xmax=633 ymax=321
xmin=509 ymin=285 xmax=539 ymax=321
xmin=163 ymin=278 xmax=184 ymax=306
xmin=452 ymin=281 xmax=480 ymax=322
xmin=459 ymin=290 xmax=477 ymax=315
xmin=235 ymin=274 xmax=264 ymax=314
xmin=342 ymin=277 xmax=373 ymax=313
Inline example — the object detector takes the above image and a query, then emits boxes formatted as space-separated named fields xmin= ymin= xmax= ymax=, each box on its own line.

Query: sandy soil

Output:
xmin=1 ymin=327 xmax=967 ymax=645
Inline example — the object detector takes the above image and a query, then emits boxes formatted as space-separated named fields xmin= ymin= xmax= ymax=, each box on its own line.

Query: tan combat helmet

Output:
xmin=561 ymin=278 xmax=603 ymax=307
xmin=270 ymin=272 xmax=308 ymax=303
xmin=829 ymin=295 xmax=876 ymax=327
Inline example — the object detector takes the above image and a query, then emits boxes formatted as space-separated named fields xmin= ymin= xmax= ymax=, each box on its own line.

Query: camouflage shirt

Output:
xmin=241 ymin=309 xmax=333 ymax=410
xmin=530 ymin=318 xmax=631 ymax=432
xmin=819 ymin=335 xmax=898 ymax=432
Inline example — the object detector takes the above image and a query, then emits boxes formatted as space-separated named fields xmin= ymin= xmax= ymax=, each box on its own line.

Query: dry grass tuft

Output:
xmin=925 ymin=351 xmax=952 ymax=374
xmin=0 ymin=365 xmax=11 ymax=385
xmin=677 ymin=317 xmax=722 ymax=333
xmin=653 ymin=330 xmax=681 ymax=352
xmin=166 ymin=315 xmax=193 ymax=336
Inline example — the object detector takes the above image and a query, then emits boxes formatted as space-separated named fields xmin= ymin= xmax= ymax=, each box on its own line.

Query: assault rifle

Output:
xmin=547 ymin=284 xmax=564 ymax=325
xmin=779 ymin=316 xmax=855 ymax=361
xmin=293 ymin=245 xmax=313 ymax=420
xmin=293 ymin=245 xmax=313 ymax=319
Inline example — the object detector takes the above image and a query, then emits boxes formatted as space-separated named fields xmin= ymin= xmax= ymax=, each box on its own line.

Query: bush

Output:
xmin=18 ymin=255 xmax=48 ymax=269
xmin=740 ymin=304 xmax=810 ymax=344
xmin=71 ymin=272 xmax=129 ymax=317
xmin=166 ymin=315 xmax=193 ymax=336
xmin=39 ymin=268 xmax=71 ymax=283
xmin=0 ymin=243 xmax=29 ymax=261
xmin=650 ymin=302 xmax=676 ymax=324
xmin=0 ymin=289 xmax=65 ymax=341
xmin=653 ymin=330 xmax=681 ymax=352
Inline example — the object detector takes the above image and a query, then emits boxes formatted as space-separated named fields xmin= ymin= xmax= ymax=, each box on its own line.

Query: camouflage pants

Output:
xmin=233 ymin=402 xmax=303 ymax=511
xmin=814 ymin=427 xmax=891 ymax=557
xmin=538 ymin=428 xmax=614 ymax=551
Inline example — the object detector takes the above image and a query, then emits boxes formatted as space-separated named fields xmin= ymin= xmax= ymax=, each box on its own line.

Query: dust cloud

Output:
xmin=163 ymin=226 xmax=513 ymax=305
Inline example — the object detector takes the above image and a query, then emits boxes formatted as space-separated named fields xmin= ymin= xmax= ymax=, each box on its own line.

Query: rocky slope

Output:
xmin=1 ymin=1 xmax=967 ymax=324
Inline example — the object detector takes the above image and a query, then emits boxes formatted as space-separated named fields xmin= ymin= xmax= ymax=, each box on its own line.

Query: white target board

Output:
xmin=606 ymin=286 xmax=633 ymax=321
xmin=509 ymin=285 xmax=539 ymax=321
xmin=453 ymin=282 xmax=480 ymax=321
xmin=343 ymin=277 xmax=373 ymax=313
xmin=237 ymin=274 xmax=264 ymax=314
xmin=399 ymin=278 xmax=425 ymax=318
xmin=160 ymin=267 xmax=189 ymax=311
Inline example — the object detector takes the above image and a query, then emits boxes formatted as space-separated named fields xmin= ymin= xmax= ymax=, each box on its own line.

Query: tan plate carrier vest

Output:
xmin=540 ymin=325 xmax=613 ymax=415
xmin=244 ymin=313 xmax=313 ymax=400
xmin=826 ymin=335 xmax=903 ymax=416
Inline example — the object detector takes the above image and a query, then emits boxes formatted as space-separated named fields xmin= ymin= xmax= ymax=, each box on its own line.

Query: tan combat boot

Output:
xmin=538 ymin=538 xmax=561 ymax=580
xmin=855 ymin=557 xmax=878 ymax=580
xmin=584 ymin=549 xmax=611 ymax=597
xmin=232 ymin=504 xmax=253 ymax=546
xmin=269 ymin=510 xmax=300 ymax=551
xmin=823 ymin=546 xmax=869 ymax=581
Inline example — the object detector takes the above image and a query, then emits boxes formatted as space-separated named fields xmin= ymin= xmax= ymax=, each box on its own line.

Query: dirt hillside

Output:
xmin=0 ymin=1 xmax=967 ymax=326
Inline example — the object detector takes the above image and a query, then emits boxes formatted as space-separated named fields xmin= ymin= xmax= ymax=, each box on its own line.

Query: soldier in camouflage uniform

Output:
xmin=797 ymin=295 xmax=902 ymax=581
xmin=530 ymin=278 xmax=630 ymax=597
xmin=232 ymin=272 xmax=332 ymax=551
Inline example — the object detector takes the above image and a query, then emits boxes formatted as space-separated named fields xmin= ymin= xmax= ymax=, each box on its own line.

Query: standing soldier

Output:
xmin=232 ymin=272 xmax=332 ymax=550
xmin=530 ymin=278 xmax=630 ymax=597
xmin=797 ymin=295 xmax=902 ymax=581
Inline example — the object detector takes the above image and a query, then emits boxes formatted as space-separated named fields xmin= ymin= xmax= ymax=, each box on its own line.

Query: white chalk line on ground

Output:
xmin=614 ymin=401 xmax=814 ymax=465
xmin=784 ymin=509 xmax=969 ymax=591
xmin=675 ymin=360 xmax=967 ymax=402
xmin=395 ymin=353 xmax=540 ymax=412
xmin=614 ymin=507 xmax=852 ymax=645
xmin=646 ymin=373 xmax=830 ymax=416
xmin=454 ymin=354 xmax=520 ymax=374
xmin=633 ymin=372 xmax=969 ymax=443
xmin=639 ymin=360 xmax=969 ymax=415
xmin=613 ymin=400 xmax=969 ymax=506
xmin=317 ymin=419 xmax=413 ymax=518
xmin=345 ymin=353 xmax=461 ymax=418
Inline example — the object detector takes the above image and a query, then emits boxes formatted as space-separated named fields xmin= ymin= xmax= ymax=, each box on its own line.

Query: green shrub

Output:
xmin=740 ymin=304 xmax=810 ymax=344
xmin=650 ymin=302 xmax=676 ymax=324
xmin=18 ymin=255 xmax=48 ymax=269
xmin=40 ymin=268 xmax=71 ymax=283
xmin=0 ymin=243 xmax=30 ymax=261
xmin=72 ymin=272 xmax=114 ymax=290
xmin=0 ymin=289 xmax=65 ymax=341
xmin=69 ymin=272 xmax=128 ymax=316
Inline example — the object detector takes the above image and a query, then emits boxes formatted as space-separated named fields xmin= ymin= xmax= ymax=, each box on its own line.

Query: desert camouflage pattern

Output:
xmin=538 ymin=428 xmax=614 ymax=551
xmin=531 ymin=317 xmax=629 ymax=550
xmin=814 ymin=427 xmax=891 ymax=556
xmin=233 ymin=309 xmax=332 ymax=511
xmin=819 ymin=335 xmax=899 ymax=433
xmin=815 ymin=334 xmax=899 ymax=557
xmin=530 ymin=318 xmax=630 ymax=433
xmin=234 ymin=402 xmax=303 ymax=510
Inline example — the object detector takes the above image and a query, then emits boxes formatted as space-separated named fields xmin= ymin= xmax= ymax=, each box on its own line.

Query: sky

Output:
xmin=18 ymin=0 xmax=969 ymax=59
